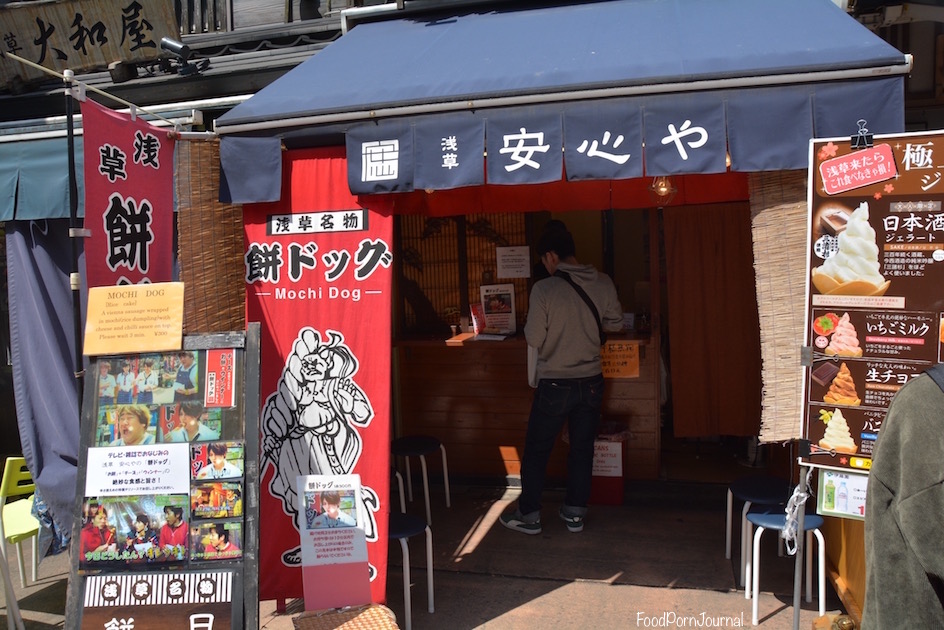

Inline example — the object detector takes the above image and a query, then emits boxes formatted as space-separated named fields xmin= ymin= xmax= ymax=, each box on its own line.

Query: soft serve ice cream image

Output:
xmin=825 ymin=313 xmax=863 ymax=357
xmin=819 ymin=408 xmax=858 ymax=454
xmin=811 ymin=201 xmax=890 ymax=296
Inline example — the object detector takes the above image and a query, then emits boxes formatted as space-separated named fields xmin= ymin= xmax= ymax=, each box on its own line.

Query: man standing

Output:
xmin=501 ymin=221 xmax=622 ymax=535
xmin=173 ymin=351 xmax=199 ymax=402
xmin=158 ymin=505 xmax=188 ymax=561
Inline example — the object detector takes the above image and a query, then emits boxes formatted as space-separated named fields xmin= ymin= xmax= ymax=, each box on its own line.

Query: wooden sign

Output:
xmin=0 ymin=0 xmax=176 ymax=87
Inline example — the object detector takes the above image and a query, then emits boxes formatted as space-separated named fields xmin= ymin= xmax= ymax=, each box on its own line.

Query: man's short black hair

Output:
xmin=180 ymin=402 xmax=205 ymax=419
xmin=537 ymin=222 xmax=576 ymax=258
xmin=213 ymin=523 xmax=229 ymax=542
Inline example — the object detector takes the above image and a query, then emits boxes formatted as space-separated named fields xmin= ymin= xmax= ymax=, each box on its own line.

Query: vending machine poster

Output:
xmin=803 ymin=130 xmax=944 ymax=473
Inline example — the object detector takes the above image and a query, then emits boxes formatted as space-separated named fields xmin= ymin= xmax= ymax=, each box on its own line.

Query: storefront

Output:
xmin=211 ymin=0 xmax=911 ymax=614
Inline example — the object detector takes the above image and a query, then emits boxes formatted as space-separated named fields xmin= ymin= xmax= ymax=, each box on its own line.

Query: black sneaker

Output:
xmin=500 ymin=510 xmax=542 ymax=535
xmin=559 ymin=507 xmax=584 ymax=533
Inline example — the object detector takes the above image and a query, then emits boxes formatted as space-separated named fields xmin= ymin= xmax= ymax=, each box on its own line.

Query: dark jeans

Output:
xmin=518 ymin=374 xmax=605 ymax=516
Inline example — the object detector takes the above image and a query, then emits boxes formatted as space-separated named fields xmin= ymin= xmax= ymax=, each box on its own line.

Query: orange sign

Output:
xmin=84 ymin=282 xmax=184 ymax=355
xmin=601 ymin=340 xmax=640 ymax=378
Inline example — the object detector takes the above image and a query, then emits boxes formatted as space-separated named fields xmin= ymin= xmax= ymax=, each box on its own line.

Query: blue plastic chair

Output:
xmin=744 ymin=505 xmax=825 ymax=626
xmin=392 ymin=435 xmax=451 ymax=525
xmin=725 ymin=475 xmax=792 ymax=586
xmin=389 ymin=512 xmax=434 ymax=630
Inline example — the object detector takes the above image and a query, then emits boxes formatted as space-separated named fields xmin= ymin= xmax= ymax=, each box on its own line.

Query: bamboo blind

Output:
xmin=398 ymin=213 xmax=529 ymax=333
xmin=749 ymin=170 xmax=808 ymax=443
xmin=175 ymin=139 xmax=246 ymax=334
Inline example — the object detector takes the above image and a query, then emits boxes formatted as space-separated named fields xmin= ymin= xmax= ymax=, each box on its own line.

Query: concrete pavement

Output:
xmin=3 ymin=481 xmax=845 ymax=629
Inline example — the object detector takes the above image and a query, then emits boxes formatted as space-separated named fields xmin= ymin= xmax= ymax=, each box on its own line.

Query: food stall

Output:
xmin=212 ymin=0 xmax=911 ymax=609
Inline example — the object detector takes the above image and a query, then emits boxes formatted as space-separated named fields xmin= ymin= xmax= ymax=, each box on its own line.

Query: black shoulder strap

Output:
xmin=925 ymin=363 xmax=944 ymax=392
xmin=554 ymin=270 xmax=606 ymax=345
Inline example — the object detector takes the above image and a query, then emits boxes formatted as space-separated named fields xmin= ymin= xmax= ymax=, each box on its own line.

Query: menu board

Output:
xmin=67 ymin=328 xmax=261 ymax=629
xmin=802 ymin=130 xmax=944 ymax=472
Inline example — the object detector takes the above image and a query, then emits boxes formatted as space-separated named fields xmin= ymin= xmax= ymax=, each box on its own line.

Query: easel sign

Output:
xmin=66 ymin=326 xmax=261 ymax=629
xmin=801 ymin=129 xmax=944 ymax=487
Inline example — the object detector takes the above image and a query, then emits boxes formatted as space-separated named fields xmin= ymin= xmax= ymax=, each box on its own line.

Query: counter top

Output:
xmin=396 ymin=331 xmax=652 ymax=347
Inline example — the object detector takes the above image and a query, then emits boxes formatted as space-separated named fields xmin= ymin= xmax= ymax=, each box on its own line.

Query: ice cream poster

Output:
xmin=802 ymin=130 xmax=944 ymax=473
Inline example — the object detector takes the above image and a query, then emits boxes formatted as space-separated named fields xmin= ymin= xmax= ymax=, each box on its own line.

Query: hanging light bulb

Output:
xmin=649 ymin=176 xmax=677 ymax=204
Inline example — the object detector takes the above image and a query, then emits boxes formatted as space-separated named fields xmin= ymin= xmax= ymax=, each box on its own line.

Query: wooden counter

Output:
xmin=393 ymin=333 xmax=661 ymax=484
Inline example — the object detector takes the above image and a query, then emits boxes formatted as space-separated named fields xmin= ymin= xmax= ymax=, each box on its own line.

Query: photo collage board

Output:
xmin=79 ymin=346 xmax=247 ymax=571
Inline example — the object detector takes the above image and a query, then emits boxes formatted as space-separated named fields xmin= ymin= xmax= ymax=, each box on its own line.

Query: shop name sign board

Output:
xmin=81 ymin=570 xmax=234 ymax=629
xmin=0 ymin=0 xmax=176 ymax=87
xmin=344 ymin=98 xmax=730 ymax=193
xmin=801 ymin=130 xmax=944 ymax=474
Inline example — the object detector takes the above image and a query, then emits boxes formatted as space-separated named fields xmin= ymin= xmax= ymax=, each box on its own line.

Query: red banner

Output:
xmin=81 ymin=99 xmax=175 ymax=286
xmin=245 ymin=147 xmax=392 ymax=604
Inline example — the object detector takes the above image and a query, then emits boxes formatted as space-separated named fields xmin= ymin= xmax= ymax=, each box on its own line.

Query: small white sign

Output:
xmin=592 ymin=441 xmax=622 ymax=477
xmin=297 ymin=474 xmax=367 ymax=566
xmin=817 ymin=469 xmax=868 ymax=521
xmin=85 ymin=443 xmax=191 ymax=496
xmin=497 ymin=246 xmax=531 ymax=278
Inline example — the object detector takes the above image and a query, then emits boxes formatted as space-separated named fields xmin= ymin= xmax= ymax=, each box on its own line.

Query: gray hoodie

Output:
xmin=524 ymin=261 xmax=623 ymax=381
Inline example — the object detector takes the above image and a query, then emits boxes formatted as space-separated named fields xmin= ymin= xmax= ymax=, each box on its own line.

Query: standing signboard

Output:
xmin=802 ymin=129 xmax=944 ymax=514
xmin=66 ymin=326 xmax=261 ymax=629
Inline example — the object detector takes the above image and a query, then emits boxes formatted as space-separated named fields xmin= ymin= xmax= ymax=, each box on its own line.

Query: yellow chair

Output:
xmin=0 ymin=457 xmax=41 ymax=589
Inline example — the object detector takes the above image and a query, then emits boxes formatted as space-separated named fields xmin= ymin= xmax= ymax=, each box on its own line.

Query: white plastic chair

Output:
xmin=0 ymin=457 xmax=40 ymax=589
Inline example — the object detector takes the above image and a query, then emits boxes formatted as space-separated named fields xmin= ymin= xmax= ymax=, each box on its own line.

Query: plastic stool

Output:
xmin=392 ymin=436 xmax=451 ymax=525
xmin=392 ymin=468 xmax=406 ymax=514
xmin=745 ymin=505 xmax=825 ymax=626
xmin=725 ymin=475 xmax=792 ymax=586
xmin=389 ymin=512 xmax=434 ymax=630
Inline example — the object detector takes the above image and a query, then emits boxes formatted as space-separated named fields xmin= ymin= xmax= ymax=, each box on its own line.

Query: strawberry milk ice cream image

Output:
xmin=825 ymin=313 xmax=863 ymax=357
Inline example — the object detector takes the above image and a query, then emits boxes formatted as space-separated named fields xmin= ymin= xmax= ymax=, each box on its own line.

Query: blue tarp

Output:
xmin=215 ymin=0 xmax=909 ymax=201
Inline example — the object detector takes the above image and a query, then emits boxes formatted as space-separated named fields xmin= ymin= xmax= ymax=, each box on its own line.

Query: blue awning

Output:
xmin=215 ymin=0 xmax=911 ymax=202
xmin=0 ymin=136 xmax=85 ymax=221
